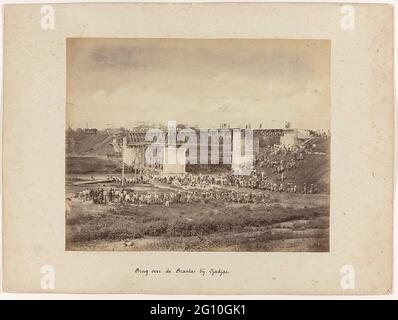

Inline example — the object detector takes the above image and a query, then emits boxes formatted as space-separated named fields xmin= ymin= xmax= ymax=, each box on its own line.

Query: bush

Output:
xmin=141 ymin=220 xmax=168 ymax=236
xmin=107 ymin=228 xmax=143 ymax=240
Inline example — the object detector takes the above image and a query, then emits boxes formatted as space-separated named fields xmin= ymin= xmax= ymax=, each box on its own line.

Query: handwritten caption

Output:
xmin=133 ymin=267 xmax=229 ymax=277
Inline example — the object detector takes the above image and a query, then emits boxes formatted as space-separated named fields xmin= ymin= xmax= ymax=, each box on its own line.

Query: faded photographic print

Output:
xmin=66 ymin=38 xmax=330 ymax=252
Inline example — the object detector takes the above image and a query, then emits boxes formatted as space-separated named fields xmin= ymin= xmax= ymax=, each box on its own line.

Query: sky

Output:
xmin=67 ymin=38 xmax=330 ymax=130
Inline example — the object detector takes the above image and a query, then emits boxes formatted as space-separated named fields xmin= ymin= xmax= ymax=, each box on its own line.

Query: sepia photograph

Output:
xmin=65 ymin=38 xmax=330 ymax=252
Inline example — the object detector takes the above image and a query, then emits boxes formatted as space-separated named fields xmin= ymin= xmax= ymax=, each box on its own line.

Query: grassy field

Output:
xmin=66 ymin=183 xmax=329 ymax=252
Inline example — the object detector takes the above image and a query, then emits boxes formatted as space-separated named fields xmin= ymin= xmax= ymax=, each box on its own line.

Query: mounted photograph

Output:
xmin=2 ymin=2 xmax=393 ymax=295
xmin=65 ymin=38 xmax=330 ymax=252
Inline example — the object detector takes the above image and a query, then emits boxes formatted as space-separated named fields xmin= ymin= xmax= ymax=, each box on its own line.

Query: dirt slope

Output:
xmin=66 ymin=130 xmax=116 ymax=156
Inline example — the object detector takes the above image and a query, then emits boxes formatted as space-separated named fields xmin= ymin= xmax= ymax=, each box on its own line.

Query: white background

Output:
xmin=0 ymin=0 xmax=396 ymax=300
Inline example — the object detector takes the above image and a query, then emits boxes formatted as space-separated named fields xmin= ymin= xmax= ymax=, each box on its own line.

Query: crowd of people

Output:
xmin=74 ymin=173 xmax=317 ymax=207
xmin=255 ymin=144 xmax=306 ymax=182
xmin=106 ymin=172 xmax=317 ymax=194
xmin=76 ymin=187 xmax=274 ymax=206
xmin=73 ymin=142 xmax=323 ymax=206
xmin=103 ymin=143 xmax=318 ymax=194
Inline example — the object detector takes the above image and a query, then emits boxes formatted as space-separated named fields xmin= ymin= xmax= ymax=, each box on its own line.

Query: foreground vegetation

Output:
xmin=66 ymin=199 xmax=329 ymax=251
